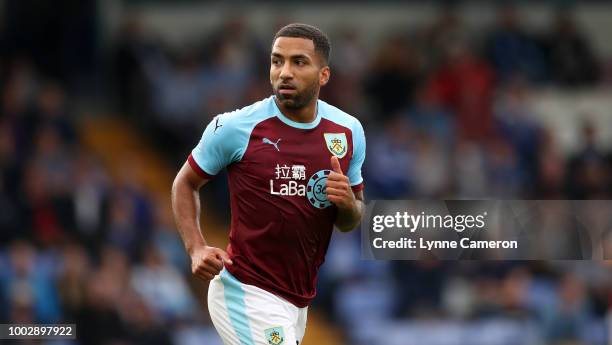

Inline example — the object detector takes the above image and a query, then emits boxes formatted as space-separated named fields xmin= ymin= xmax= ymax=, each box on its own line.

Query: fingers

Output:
xmin=330 ymin=156 xmax=343 ymax=174
xmin=326 ymin=194 xmax=342 ymax=203
xmin=325 ymin=186 xmax=347 ymax=196
xmin=326 ymin=180 xmax=349 ymax=190
xmin=191 ymin=247 xmax=234 ymax=282
xmin=192 ymin=258 xmax=221 ymax=276
xmin=326 ymin=173 xmax=350 ymax=199
xmin=214 ymin=248 xmax=233 ymax=266
xmin=327 ymin=171 xmax=349 ymax=183
xmin=327 ymin=169 xmax=352 ymax=202
xmin=192 ymin=261 xmax=216 ymax=280
xmin=193 ymin=266 xmax=216 ymax=281
xmin=326 ymin=172 xmax=355 ymax=208
xmin=204 ymin=255 xmax=224 ymax=271
xmin=326 ymin=194 xmax=350 ymax=207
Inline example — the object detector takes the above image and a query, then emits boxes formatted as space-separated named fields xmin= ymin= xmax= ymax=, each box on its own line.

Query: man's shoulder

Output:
xmin=213 ymin=96 xmax=276 ymax=132
xmin=318 ymin=99 xmax=363 ymax=131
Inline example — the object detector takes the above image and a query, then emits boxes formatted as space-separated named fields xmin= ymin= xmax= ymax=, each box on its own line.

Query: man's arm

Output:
xmin=171 ymin=161 xmax=232 ymax=281
xmin=326 ymin=156 xmax=364 ymax=232
xmin=334 ymin=190 xmax=364 ymax=232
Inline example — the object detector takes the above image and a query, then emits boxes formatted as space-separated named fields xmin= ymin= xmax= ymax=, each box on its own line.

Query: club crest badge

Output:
xmin=324 ymin=133 xmax=348 ymax=158
xmin=264 ymin=327 xmax=285 ymax=345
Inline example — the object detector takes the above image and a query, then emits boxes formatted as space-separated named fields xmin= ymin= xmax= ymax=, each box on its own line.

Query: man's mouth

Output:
xmin=279 ymin=83 xmax=296 ymax=90
xmin=278 ymin=84 xmax=297 ymax=95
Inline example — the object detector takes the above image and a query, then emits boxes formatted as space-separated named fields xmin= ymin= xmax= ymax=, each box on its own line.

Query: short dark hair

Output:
xmin=273 ymin=23 xmax=331 ymax=65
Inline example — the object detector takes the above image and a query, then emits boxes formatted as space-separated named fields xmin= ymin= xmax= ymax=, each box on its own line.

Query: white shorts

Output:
xmin=208 ymin=269 xmax=308 ymax=345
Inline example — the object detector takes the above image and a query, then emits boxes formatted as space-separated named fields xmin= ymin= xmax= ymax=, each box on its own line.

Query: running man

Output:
xmin=171 ymin=23 xmax=365 ymax=345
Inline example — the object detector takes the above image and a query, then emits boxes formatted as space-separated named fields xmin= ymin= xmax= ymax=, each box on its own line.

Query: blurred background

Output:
xmin=1 ymin=0 xmax=612 ymax=344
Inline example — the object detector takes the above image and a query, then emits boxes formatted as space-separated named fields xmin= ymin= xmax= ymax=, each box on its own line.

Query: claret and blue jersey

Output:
xmin=188 ymin=95 xmax=365 ymax=308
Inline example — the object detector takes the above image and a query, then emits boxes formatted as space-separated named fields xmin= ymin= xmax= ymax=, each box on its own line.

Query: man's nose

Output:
xmin=279 ymin=63 xmax=293 ymax=79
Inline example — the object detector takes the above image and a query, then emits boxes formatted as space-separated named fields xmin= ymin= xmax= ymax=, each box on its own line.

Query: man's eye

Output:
xmin=272 ymin=60 xmax=282 ymax=66
xmin=296 ymin=60 xmax=305 ymax=66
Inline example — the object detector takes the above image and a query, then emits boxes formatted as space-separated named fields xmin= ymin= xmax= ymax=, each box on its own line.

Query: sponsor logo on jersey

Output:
xmin=306 ymin=170 xmax=333 ymax=209
xmin=324 ymin=133 xmax=348 ymax=158
xmin=270 ymin=180 xmax=306 ymax=196
xmin=213 ymin=116 xmax=223 ymax=134
xmin=265 ymin=327 xmax=285 ymax=345
xmin=269 ymin=164 xmax=333 ymax=209
xmin=263 ymin=137 xmax=281 ymax=151
xmin=270 ymin=164 xmax=307 ymax=196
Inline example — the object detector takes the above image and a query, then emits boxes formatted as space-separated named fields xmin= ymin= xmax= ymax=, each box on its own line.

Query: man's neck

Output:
xmin=275 ymin=97 xmax=318 ymax=124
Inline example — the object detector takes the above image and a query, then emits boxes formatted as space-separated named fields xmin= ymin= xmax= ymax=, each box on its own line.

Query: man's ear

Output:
xmin=319 ymin=66 xmax=330 ymax=86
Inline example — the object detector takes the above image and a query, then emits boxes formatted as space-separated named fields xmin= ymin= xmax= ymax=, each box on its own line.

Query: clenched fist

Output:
xmin=190 ymin=245 xmax=233 ymax=281
xmin=326 ymin=156 xmax=356 ymax=210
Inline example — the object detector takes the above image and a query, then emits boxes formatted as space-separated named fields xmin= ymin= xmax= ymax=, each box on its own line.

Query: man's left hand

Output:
xmin=326 ymin=156 xmax=356 ymax=210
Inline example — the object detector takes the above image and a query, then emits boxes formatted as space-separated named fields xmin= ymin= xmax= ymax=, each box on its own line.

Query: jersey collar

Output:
xmin=272 ymin=96 xmax=321 ymax=130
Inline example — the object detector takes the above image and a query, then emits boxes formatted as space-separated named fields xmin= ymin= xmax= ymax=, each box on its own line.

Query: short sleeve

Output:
xmin=189 ymin=112 xmax=245 ymax=178
xmin=347 ymin=120 xmax=365 ymax=192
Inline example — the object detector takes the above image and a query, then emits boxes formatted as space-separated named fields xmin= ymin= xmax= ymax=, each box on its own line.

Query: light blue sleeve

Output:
xmin=191 ymin=111 xmax=247 ymax=176
xmin=347 ymin=120 xmax=366 ymax=187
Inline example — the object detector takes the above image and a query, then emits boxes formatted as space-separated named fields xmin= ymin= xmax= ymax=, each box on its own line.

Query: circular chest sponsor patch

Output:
xmin=306 ymin=169 xmax=333 ymax=209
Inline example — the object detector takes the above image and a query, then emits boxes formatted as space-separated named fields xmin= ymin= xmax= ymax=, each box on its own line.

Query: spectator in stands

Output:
xmin=545 ymin=9 xmax=600 ymax=87
xmin=364 ymin=34 xmax=421 ymax=119
xmin=57 ymin=242 xmax=90 ymax=320
xmin=493 ymin=77 xmax=542 ymax=194
xmin=365 ymin=116 xmax=414 ymax=198
xmin=427 ymin=38 xmax=495 ymax=142
xmin=0 ymin=121 xmax=22 ymax=242
xmin=130 ymin=244 xmax=196 ymax=322
xmin=568 ymin=120 xmax=611 ymax=198
xmin=536 ymin=129 xmax=567 ymax=198
xmin=486 ymin=4 xmax=547 ymax=83
xmin=423 ymin=3 xmax=466 ymax=71
xmin=541 ymin=273 xmax=592 ymax=343
xmin=113 ymin=14 xmax=151 ymax=114
xmin=0 ymin=241 xmax=61 ymax=323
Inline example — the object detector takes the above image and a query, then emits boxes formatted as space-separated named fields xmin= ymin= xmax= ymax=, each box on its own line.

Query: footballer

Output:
xmin=171 ymin=23 xmax=365 ymax=345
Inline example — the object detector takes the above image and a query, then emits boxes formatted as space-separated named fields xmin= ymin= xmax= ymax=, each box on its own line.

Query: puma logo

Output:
xmin=262 ymin=137 xmax=281 ymax=152
xmin=213 ymin=117 xmax=222 ymax=133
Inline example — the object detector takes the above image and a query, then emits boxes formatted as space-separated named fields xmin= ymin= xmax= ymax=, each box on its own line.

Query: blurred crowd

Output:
xmin=1 ymin=1 xmax=612 ymax=345
xmin=0 ymin=62 xmax=217 ymax=344
xmin=113 ymin=6 xmax=612 ymax=199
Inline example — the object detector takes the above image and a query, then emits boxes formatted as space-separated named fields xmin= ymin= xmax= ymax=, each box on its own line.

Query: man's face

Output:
xmin=270 ymin=37 xmax=329 ymax=109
